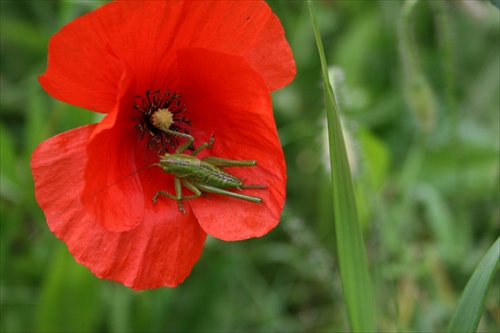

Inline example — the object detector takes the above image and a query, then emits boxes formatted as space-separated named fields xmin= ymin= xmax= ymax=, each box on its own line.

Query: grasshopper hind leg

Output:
xmin=195 ymin=183 xmax=264 ymax=203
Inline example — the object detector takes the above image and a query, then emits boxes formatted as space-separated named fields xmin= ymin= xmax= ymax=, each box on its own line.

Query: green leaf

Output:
xmin=307 ymin=1 xmax=375 ymax=331
xmin=0 ymin=124 xmax=20 ymax=204
xmin=447 ymin=237 xmax=500 ymax=332
xmin=35 ymin=243 xmax=101 ymax=332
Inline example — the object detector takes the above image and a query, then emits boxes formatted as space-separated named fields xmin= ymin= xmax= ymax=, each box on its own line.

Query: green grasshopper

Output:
xmin=152 ymin=128 xmax=267 ymax=213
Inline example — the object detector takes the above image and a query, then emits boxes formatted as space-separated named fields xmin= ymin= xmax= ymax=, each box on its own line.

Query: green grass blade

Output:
xmin=447 ymin=237 xmax=500 ymax=332
xmin=307 ymin=1 xmax=375 ymax=331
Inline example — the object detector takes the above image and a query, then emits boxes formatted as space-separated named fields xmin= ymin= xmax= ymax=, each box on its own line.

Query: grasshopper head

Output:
xmin=158 ymin=153 xmax=173 ymax=172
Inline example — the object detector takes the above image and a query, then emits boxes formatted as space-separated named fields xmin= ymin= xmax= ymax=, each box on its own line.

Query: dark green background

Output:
xmin=1 ymin=1 xmax=498 ymax=331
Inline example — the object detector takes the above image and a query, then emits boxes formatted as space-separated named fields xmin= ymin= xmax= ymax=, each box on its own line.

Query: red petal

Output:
xmin=80 ymin=69 xmax=147 ymax=232
xmin=177 ymin=48 xmax=286 ymax=241
xmin=38 ymin=12 xmax=123 ymax=113
xmin=166 ymin=0 xmax=296 ymax=91
xmin=39 ymin=1 xmax=295 ymax=112
xmin=31 ymin=125 xmax=207 ymax=290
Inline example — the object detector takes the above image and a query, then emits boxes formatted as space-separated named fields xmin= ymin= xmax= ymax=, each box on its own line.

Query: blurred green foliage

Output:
xmin=1 ymin=1 xmax=498 ymax=332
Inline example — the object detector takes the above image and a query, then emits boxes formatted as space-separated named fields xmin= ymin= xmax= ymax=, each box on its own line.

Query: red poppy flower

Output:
xmin=30 ymin=1 xmax=295 ymax=289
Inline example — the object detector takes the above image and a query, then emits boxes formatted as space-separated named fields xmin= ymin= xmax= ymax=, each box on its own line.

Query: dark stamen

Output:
xmin=133 ymin=89 xmax=192 ymax=153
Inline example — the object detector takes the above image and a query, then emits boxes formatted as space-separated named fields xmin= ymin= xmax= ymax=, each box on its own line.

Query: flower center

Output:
xmin=133 ymin=89 xmax=192 ymax=152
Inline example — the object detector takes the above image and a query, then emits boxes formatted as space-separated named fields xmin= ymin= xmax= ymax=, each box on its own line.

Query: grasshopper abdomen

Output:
xmin=192 ymin=163 xmax=242 ymax=189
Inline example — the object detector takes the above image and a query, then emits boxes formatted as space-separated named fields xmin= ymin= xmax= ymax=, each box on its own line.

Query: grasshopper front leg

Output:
xmin=152 ymin=177 xmax=202 ymax=213
xmin=191 ymin=135 xmax=214 ymax=156
xmin=160 ymin=128 xmax=195 ymax=154
xmin=161 ymin=128 xmax=215 ymax=156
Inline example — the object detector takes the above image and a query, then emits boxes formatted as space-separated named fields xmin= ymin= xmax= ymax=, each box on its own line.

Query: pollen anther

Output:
xmin=150 ymin=108 xmax=174 ymax=133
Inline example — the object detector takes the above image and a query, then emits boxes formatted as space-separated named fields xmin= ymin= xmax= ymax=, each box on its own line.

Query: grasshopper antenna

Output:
xmin=81 ymin=163 xmax=157 ymax=202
